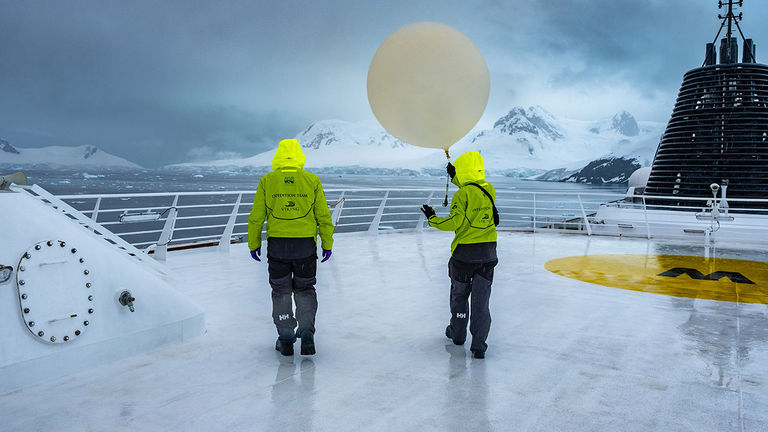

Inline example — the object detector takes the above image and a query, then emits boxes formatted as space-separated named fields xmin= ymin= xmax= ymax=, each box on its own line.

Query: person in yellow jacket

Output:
xmin=248 ymin=139 xmax=334 ymax=356
xmin=420 ymin=151 xmax=498 ymax=359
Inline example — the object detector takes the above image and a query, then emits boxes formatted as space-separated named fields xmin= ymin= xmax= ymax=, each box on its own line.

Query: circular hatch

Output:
xmin=16 ymin=240 xmax=94 ymax=344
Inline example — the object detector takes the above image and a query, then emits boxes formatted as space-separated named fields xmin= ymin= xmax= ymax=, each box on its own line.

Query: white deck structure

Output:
xmin=0 ymin=189 xmax=205 ymax=395
xmin=2 ymin=229 xmax=767 ymax=431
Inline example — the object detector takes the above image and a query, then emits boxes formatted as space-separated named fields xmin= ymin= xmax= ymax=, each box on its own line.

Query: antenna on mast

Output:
xmin=718 ymin=0 xmax=741 ymax=41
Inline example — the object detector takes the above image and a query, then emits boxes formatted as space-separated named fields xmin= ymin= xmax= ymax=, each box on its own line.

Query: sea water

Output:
xmin=20 ymin=168 xmax=626 ymax=195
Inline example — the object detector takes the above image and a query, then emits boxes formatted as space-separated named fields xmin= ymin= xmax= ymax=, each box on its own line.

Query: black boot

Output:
xmin=445 ymin=325 xmax=465 ymax=346
xmin=300 ymin=332 xmax=316 ymax=355
xmin=471 ymin=349 xmax=485 ymax=359
xmin=275 ymin=338 xmax=294 ymax=356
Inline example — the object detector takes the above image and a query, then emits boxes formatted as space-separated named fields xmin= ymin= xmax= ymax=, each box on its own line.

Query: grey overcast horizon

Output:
xmin=1 ymin=0 xmax=766 ymax=167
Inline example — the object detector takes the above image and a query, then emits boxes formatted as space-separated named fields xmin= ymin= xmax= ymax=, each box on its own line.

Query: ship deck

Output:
xmin=2 ymin=230 xmax=768 ymax=431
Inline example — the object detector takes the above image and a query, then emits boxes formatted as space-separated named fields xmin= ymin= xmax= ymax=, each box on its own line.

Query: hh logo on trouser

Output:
xmin=279 ymin=314 xmax=290 ymax=320
xmin=456 ymin=313 xmax=467 ymax=319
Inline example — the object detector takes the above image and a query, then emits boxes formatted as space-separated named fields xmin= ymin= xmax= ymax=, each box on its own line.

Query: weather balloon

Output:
xmin=367 ymin=22 xmax=490 ymax=153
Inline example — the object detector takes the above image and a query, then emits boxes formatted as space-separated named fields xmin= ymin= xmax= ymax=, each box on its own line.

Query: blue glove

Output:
xmin=250 ymin=248 xmax=261 ymax=262
xmin=321 ymin=249 xmax=332 ymax=263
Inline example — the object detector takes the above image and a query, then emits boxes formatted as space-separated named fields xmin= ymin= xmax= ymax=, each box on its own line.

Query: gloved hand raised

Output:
xmin=321 ymin=249 xmax=332 ymax=263
xmin=446 ymin=162 xmax=456 ymax=179
xmin=420 ymin=204 xmax=436 ymax=218
xmin=250 ymin=248 xmax=261 ymax=262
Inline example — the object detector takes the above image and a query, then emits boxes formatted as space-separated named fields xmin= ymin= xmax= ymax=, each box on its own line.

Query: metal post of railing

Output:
xmin=532 ymin=193 xmax=537 ymax=233
xmin=218 ymin=193 xmax=242 ymax=253
xmin=642 ymin=196 xmax=651 ymax=239
xmin=578 ymin=194 xmax=592 ymax=236
xmin=331 ymin=191 xmax=345 ymax=226
xmin=369 ymin=190 xmax=389 ymax=234
xmin=91 ymin=197 xmax=101 ymax=221
xmin=416 ymin=191 xmax=435 ymax=231
xmin=155 ymin=195 xmax=179 ymax=262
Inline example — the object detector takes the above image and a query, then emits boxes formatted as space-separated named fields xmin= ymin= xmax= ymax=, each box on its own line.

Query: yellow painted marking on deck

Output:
xmin=545 ymin=254 xmax=768 ymax=304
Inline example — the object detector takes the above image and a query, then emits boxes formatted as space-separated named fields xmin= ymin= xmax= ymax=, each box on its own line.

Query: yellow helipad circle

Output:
xmin=545 ymin=254 xmax=768 ymax=304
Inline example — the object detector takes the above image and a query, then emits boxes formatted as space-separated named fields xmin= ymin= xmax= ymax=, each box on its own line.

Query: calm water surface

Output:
xmin=20 ymin=168 xmax=626 ymax=195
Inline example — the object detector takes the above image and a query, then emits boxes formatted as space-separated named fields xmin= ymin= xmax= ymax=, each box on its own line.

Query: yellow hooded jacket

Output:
xmin=428 ymin=151 xmax=497 ymax=254
xmin=248 ymin=139 xmax=334 ymax=251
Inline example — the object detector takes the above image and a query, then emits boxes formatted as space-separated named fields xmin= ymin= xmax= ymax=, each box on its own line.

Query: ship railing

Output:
xmin=597 ymin=194 xmax=768 ymax=244
xmin=12 ymin=184 xmax=171 ymax=274
xmin=53 ymin=187 xmax=768 ymax=261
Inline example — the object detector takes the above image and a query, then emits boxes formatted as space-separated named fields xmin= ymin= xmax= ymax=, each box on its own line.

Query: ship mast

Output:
xmin=723 ymin=0 xmax=737 ymax=41
xmin=704 ymin=0 xmax=756 ymax=65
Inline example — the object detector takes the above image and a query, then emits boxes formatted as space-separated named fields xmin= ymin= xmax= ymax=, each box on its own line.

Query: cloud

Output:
xmin=186 ymin=146 xmax=243 ymax=163
xmin=1 ymin=0 xmax=766 ymax=166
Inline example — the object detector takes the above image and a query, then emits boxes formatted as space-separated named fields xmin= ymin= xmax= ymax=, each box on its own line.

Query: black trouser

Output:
xmin=448 ymin=257 xmax=497 ymax=352
xmin=268 ymin=255 xmax=318 ymax=342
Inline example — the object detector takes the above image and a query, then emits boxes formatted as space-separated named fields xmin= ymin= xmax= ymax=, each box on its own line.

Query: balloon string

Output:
xmin=443 ymin=149 xmax=451 ymax=207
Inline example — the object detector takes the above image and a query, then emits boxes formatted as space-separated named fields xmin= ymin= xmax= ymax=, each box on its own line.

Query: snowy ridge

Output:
xmin=173 ymin=119 xmax=447 ymax=172
xmin=0 ymin=141 xmax=142 ymax=169
xmin=458 ymin=106 xmax=662 ymax=173
xmin=560 ymin=156 xmax=642 ymax=184
xmin=608 ymin=111 xmax=640 ymax=136
xmin=1 ymin=138 xmax=20 ymax=154
xmin=172 ymin=107 xmax=665 ymax=183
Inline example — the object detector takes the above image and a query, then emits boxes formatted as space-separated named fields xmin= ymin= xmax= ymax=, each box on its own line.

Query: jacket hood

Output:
xmin=272 ymin=139 xmax=306 ymax=171
xmin=452 ymin=151 xmax=486 ymax=186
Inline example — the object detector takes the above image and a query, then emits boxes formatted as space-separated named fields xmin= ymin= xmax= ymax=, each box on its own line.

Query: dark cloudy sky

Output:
xmin=1 ymin=0 xmax=766 ymax=167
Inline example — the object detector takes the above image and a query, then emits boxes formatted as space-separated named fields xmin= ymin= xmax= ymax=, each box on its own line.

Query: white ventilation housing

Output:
xmin=628 ymin=166 xmax=651 ymax=192
xmin=0 ymin=187 xmax=205 ymax=394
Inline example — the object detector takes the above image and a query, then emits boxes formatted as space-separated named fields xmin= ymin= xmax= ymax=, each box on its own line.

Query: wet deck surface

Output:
xmin=2 ymin=231 xmax=767 ymax=431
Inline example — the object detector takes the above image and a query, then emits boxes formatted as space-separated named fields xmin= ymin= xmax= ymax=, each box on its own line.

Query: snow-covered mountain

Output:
xmin=521 ymin=108 xmax=664 ymax=183
xmin=172 ymin=106 xmax=665 ymax=183
xmin=1 ymin=139 xmax=21 ymax=155
xmin=559 ymin=156 xmax=642 ymax=184
xmin=0 ymin=140 xmax=142 ymax=169
xmin=173 ymin=120 xmax=451 ymax=175
xmin=454 ymin=106 xmax=662 ymax=175
xmin=608 ymin=111 xmax=640 ymax=136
